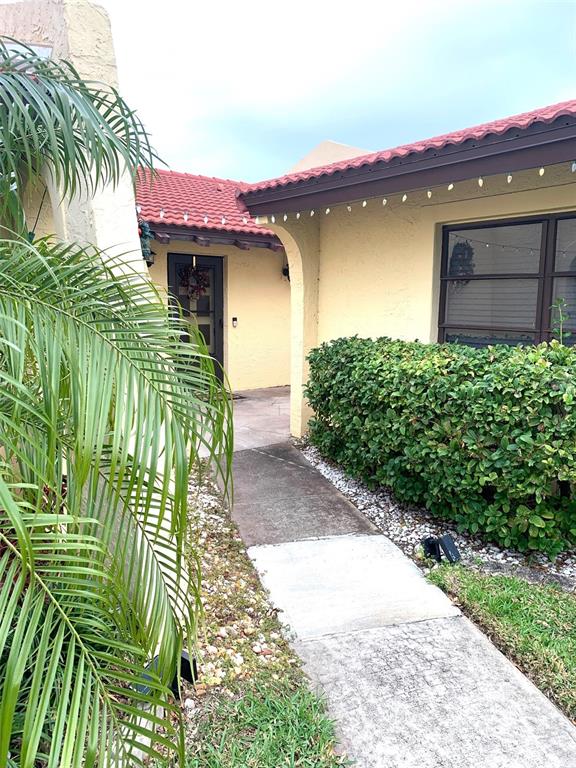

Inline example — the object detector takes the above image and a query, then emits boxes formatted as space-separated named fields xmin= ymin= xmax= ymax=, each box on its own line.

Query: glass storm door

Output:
xmin=168 ymin=253 xmax=224 ymax=376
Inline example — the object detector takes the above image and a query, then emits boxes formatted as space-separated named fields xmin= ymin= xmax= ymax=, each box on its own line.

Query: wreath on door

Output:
xmin=177 ymin=264 xmax=210 ymax=299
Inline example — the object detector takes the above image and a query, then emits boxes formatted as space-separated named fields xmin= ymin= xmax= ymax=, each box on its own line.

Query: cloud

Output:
xmin=98 ymin=0 xmax=575 ymax=180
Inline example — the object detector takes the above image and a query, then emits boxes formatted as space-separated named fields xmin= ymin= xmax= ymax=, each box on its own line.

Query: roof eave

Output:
xmin=149 ymin=222 xmax=283 ymax=251
xmin=240 ymin=116 xmax=576 ymax=215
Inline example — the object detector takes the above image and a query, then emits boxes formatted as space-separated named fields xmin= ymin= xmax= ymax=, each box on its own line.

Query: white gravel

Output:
xmin=300 ymin=444 xmax=576 ymax=591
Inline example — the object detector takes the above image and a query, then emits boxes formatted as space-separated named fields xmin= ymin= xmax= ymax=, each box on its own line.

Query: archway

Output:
xmin=263 ymin=217 xmax=320 ymax=437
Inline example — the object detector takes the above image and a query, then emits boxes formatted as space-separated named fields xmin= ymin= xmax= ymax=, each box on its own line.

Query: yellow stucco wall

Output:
xmin=147 ymin=240 xmax=291 ymax=391
xmin=265 ymin=163 xmax=576 ymax=435
xmin=315 ymin=164 xmax=576 ymax=345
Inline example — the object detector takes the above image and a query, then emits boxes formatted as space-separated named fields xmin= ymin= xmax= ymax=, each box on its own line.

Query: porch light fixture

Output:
xmin=478 ymin=177 xmax=484 ymax=187
xmin=448 ymin=183 xmax=454 ymax=191
xmin=539 ymin=167 xmax=545 ymax=176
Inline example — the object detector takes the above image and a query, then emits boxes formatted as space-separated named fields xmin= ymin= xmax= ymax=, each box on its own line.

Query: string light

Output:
xmin=159 ymin=208 xmax=165 ymax=219
xmin=204 ymin=215 xmax=209 ymax=224
xmin=136 ymin=204 xmax=142 ymax=214
xmin=270 ymin=215 xmax=275 ymax=223
xmin=233 ymin=163 xmax=572 ymax=230
xmin=183 ymin=212 xmax=189 ymax=222
xmin=221 ymin=216 xmax=227 ymax=224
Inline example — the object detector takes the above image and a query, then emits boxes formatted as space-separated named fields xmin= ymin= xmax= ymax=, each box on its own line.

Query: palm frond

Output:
xmin=0 ymin=237 xmax=233 ymax=764
xmin=0 ymin=38 xmax=156 ymax=232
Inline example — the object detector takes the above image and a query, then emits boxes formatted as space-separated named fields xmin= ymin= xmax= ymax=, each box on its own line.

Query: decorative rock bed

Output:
xmin=300 ymin=444 xmax=576 ymax=592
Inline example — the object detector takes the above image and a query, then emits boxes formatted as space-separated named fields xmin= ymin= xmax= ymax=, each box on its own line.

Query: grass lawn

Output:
xmin=183 ymin=472 xmax=347 ymax=767
xmin=186 ymin=684 xmax=342 ymax=767
xmin=429 ymin=566 xmax=576 ymax=721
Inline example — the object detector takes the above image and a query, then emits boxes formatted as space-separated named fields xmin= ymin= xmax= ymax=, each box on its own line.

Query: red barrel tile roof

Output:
xmin=136 ymin=167 xmax=273 ymax=236
xmin=241 ymin=99 xmax=576 ymax=195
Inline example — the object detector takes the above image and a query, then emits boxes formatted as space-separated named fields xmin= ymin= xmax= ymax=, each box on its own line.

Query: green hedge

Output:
xmin=306 ymin=337 xmax=576 ymax=556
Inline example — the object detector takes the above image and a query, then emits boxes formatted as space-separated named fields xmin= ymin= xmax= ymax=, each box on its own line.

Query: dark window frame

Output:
xmin=438 ymin=211 xmax=576 ymax=345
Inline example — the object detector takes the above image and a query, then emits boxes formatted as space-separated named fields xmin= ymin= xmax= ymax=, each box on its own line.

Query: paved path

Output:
xmin=232 ymin=441 xmax=576 ymax=768
xmin=232 ymin=386 xmax=290 ymax=452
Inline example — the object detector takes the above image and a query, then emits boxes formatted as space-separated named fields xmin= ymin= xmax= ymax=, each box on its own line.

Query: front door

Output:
xmin=168 ymin=253 xmax=224 ymax=376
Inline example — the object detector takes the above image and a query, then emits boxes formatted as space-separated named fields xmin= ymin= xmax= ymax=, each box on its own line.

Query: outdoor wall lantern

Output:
xmin=139 ymin=220 xmax=154 ymax=265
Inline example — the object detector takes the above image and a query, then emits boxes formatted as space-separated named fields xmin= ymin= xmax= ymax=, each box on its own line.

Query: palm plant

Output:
xmin=0 ymin=41 xmax=232 ymax=765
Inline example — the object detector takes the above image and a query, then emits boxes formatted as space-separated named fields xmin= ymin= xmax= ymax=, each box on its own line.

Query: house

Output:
xmin=237 ymin=100 xmax=576 ymax=436
xmin=136 ymin=169 xmax=290 ymax=391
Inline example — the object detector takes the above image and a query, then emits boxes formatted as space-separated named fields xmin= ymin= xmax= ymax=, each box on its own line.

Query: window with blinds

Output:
xmin=439 ymin=214 xmax=576 ymax=346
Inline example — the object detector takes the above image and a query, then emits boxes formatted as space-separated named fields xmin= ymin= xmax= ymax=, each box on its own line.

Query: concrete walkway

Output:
xmin=232 ymin=439 xmax=576 ymax=768
xmin=232 ymin=386 xmax=290 ymax=451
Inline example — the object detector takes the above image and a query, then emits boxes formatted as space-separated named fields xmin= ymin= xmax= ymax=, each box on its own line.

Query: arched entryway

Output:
xmin=262 ymin=217 xmax=320 ymax=437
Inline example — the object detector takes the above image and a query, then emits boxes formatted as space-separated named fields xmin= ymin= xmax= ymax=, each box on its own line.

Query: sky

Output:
xmin=98 ymin=0 xmax=576 ymax=183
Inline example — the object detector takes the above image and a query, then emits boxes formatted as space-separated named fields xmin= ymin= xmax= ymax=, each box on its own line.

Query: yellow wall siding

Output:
xmin=147 ymin=240 xmax=290 ymax=391
xmin=318 ymin=204 xmax=433 ymax=343
xmin=315 ymin=165 xmax=576 ymax=345
xmin=264 ymin=163 xmax=576 ymax=435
